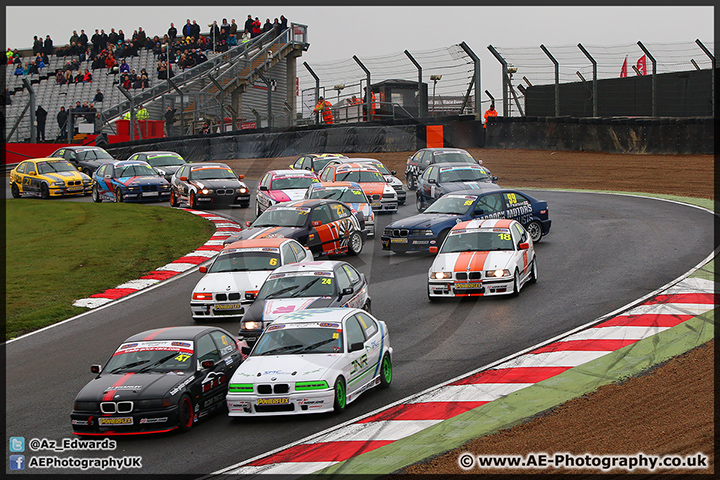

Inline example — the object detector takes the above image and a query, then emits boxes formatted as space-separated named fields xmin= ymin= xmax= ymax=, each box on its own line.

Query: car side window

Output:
xmin=281 ymin=243 xmax=298 ymax=264
xmin=355 ymin=312 xmax=378 ymax=338
xmin=310 ymin=205 xmax=332 ymax=225
xmin=475 ymin=193 xmax=504 ymax=214
xmin=329 ymin=202 xmax=351 ymax=221
xmin=503 ymin=191 xmax=529 ymax=207
xmin=66 ymin=150 xmax=76 ymax=161
xmin=421 ymin=152 xmax=432 ymax=167
xmin=96 ymin=164 xmax=106 ymax=177
xmin=16 ymin=162 xmax=27 ymax=174
xmin=196 ymin=333 xmax=221 ymax=364
xmin=289 ymin=241 xmax=307 ymax=261
xmin=177 ymin=165 xmax=188 ymax=178
xmin=210 ymin=330 xmax=237 ymax=358
xmin=512 ymin=223 xmax=528 ymax=244
xmin=428 ymin=167 xmax=439 ymax=183
xmin=343 ymin=264 xmax=362 ymax=286
xmin=345 ymin=316 xmax=366 ymax=348
xmin=335 ymin=266 xmax=352 ymax=291
xmin=260 ymin=173 xmax=271 ymax=189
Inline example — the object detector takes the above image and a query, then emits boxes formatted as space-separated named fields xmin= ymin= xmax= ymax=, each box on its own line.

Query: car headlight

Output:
xmin=242 ymin=320 xmax=263 ymax=330
xmin=383 ymin=228 xmax=393 ymax=236
xmin=73 ymin=401 xmax=98 ymax=411
xmin=239 ymin=187 xmax=247 ymax=194
xmin=50 ymin=181 xmax=64 ymax=187
xmin=127 ymin=186 xmax=140 ymax=191
xmin=229 ymin=383 xmax=253 ymax=393
xmin=430 ymin=271 xmax=452 ymax=279
xmin=192 ymin=292 xmax=213 ymax=300
xmin=200 ymin=188 xmax=213 ymax=195
xmin=83 ymin=179 xmax=91 ymax=185
xmin=485 ymin=269 xmax=510 ymax=278
xmin=295 ymin=381 xmax=330 ymax=391
xmin=134 ymin=399 xmax=163 ymax=409
xmin=160 ymin=184 xmax=171 ymax=190
xmin=415 ymin=229 xmax=434 ymax=236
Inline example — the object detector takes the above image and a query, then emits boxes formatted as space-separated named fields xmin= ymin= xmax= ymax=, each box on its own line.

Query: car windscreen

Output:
xmin=438 ymin=167 xmax=490 ymax=183
xmin=78 ymin=149 xmax=114 ymax=161
xmin=432 ymin=152 xmax=477 ymax=164
xmin=440 ymin=231 xmax=514 ymax=253
xmin=115 ymin=164 xmax=159 ymax=177
xmin=104 ymin=341 xmax=194 ymax=373
xmin=252 ymin=326 xmax=342 ymax=355
xmin=310 ymin=187 xmax=368 ymax=204
xmin=257 ymin=272 xmax=335 ymax=299
xmin=424 ymin=196 xmax=475 ymax=215
xmin=271 ymin=176 xmax=317 ymax=190
xmin=253 ymin=208 xmax=309 ymax=228
xmin=208 ymin=251 xmax=281 ymax=272
xmin=191 ymin=167 xmax=237 ymax=180
xmin=147 ymin=155 xmax=185 ymax=167
xmin=360 ymin=162 xmax=390 ymax=175
xmin=336 ymin=170 xmax=385 ymax=183
xmin=37 ymin=161 xmax=78 ymax=174
xmin=313 ymin=158 xmax=336 ymax=172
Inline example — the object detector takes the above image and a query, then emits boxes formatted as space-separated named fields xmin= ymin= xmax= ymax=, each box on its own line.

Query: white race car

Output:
xmin=427 ymin=218 xmax=537 ymax=299
xmin=190 ymin=238 xmax=312 ymax=321
xmin=226 ymin=308 xmax=392 ymax=416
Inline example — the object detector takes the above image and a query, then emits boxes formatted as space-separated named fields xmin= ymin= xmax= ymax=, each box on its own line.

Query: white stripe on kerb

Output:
xmin=409 ymin=383 xmax=533 ymax=404
xmin=225 ymin=461 xmax=339 ymax=475
xmin=496 ymin=350 xmax=611 ymax=369
xmin=305 ymin=419 xmax=441 ymax=444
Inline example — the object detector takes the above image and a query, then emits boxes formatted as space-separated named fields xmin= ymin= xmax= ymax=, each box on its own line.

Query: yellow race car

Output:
xmin=10 ymin=158 xmax=92 ymax=199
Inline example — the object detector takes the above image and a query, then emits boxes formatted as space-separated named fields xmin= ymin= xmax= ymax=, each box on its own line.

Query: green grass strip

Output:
xmin=5 ymin=200 xmax=215 ymax=339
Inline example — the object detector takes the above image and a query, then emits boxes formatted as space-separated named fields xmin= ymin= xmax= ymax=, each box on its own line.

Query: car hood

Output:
xmin=268 ymin=189 xmax=307 ymax=203
xmin=343 ymin=202 xmax=373 ymax=219
xmin=231 ymin=354 xmax=342 ymax=384
xmin=257 ymin=297 xmax=335 ymax=322
xmin=117 ymin=175 xmax=168 ymax=186
xmin=81 ymin=159 xmax=107 ymax=168
xmin=42 ymin=171 xmax=87 ymax=182
xmin=154 ymin=165 xmax=182 ymax=175
xmin=431 ymin=250 xmax=516 ymax=273
xmin=388 ymin=213 xmax=463 ymax=230
xmin=360 ymin=182 xmax=391 ymax=196
xmin=383 ymin=175 xmax=403 ymax=186
xmin=442 ymin=181 xmax=498 ymax=193
xmin=74 ymin=371 xmax=196 ymax=402
xmin=193 ymin=271 xmax=272 ymax=294
xmin=233 ymin=226 xmax=303 ymax=241
xmin=191 ymin=178 xmax=244 ymax=189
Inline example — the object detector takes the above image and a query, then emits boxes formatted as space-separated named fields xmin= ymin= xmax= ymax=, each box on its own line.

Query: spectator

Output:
xmin=210 ymin=20 xmax=221 ymax=45
xmin=136 ymin=105 xmax=149 ymax=120
xmin=83 ymin=68 xmax=92 ymax=82
xmin=220 ymin=18 xmax=230 ymax=39
xmin=280 ymin=15 xmax=288 ymax=30
xmin=33 ymin=35 xmax=43 ymax=55
xmin=216 ymin=39 xmax=228 ymax=53
xmin=3 ymin=87 xmax=11 ymax=105
xmin=164 ymin=106 xmax=176 ymax=137
xmin=252 ymin=17 xmax=261 ymax=38
xmin=133 ymin=74 xmax=143 ymax=89
xmin=121 ymin=72 xmax=132 ymax=89
xmin=229 ymin=18 xmax=238 ymax=36
xmin=190 ymin=20 xmax=201 ymax=40
xmin=483 ymin=102 xmax=497 ymax=128
xmin=272 ymin=18 xmax=280 ymax=37
xmin=80 ymin=46 xmax=93 ymax=63
xmin=74 ymin=70 xmax=84 ymax=83
xmin=79 ymin=29 xmax=88 ymax=50
xmin=152 ymin=36 xmax=163 ymax=55
xmin=117 ymin=29 xmax=125 ymax=44
xmin=313 ymin=96 xmax=334 ymax=125
xmin=240 ymin=31 xmax=251 ymax=44
xmin=55 ymin=69 xmax=65 ymax=84
xmin=137 ymin=27 xmax=147 ymax=48
xmin=104 ymin=53 xmax=116 ymax=70
xmin=94 ymin=89 xmax=104 ymax=102
xmin=157 ymin=60 xmax=168 ymax=79
xmin=262 ymin=18 xmax=273 ymax=34
xmin=85 ymin=103 xmax=97 ymax=132
xmin=168 ymin=22 xmax=177 ymax=41
xmin=41 ymin=51 xmax=49 ymax=66
xmin=108 ymin=28 xmax=119 ymax=46
xmin=119 ymin=58 xmax=130 ymax=74
xmin=129 ymin=69 xmax=137 ymax=84
xmin=200 ymin=121 xmax=211 ymax=134
xmin=34 ymin=54 xmax=45 ymax=69
xmin=64 ymin=69 xmax=73 ymax=83
xmin=36 ymin=105 xmax=48 ymax=142
xmin=69 ymin=41 xmax=80 ymax=56
xmin=227 ymin=34 xmax=237 ymax=47
xmin=70 ymin=59 xmax=80 ymax=71
xmin=14 ymin=63 xmax=24 ymax=75
xmin=43 ymin=35 xmax=53 ymax=55
xmin=28 ymin=61 xmax=39 ymax=75
xmin=182 ymin=19 xmax=192 ymax=38
xmin=57 ymin=106 xmax=68 ymax=139
xmin=91 ymin=29 xmax=101 ymax=54
xmin=99 ymin=29 xmax=109 ymax=51
xmin=244 ymin=14 xmax=254 ymax=34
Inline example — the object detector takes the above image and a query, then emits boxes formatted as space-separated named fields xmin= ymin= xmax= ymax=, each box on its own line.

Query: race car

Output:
xmin=91 ymin=160 xmax=172 ymax=203
xmin=415 ymin=162 xmax=499 ymax=211
xmin=226 ymin=308 xmax=392 ymax=416
xmin=9 ymin=158 xmax=92 ymax=198
xmin=170 ymin=163 xmax=250 ymax=208
xmin=239 ymin=260 xmax=372 ymax=345
xmin=223 ymin=199 xmax=366 ymax=257
xmin=289 ymin=153 xmax=348 ymax=174
xmin=405 ymin=147 xmax=483 ymax=190
xmin=256 ymin=169 xmax=320 ymax=217
xmin=381 ymin=188 xmax=551 ymax=253
xmin=127 ymin=151 xmax=187 ymax=182
xmin=318 ymin=162 xmax=398 ymax=212
xmin=49 ymin=146 xmax=117 ymax=177
xmin=190 ymin=237 xmax=312 ymax=322
xmin=321 ymin=157 xmax=407 ymax=205
xmin=71 ymin=326 xmax=245 ymax=435
xmin=305 ymin=181 xmax=376 ymax=238
xmin=427 ymin=218 xmax=537 ymax=299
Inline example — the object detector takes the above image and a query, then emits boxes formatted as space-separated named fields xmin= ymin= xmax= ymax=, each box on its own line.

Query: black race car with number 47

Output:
xmin=71 ymin=326 xmax=245 ymax=436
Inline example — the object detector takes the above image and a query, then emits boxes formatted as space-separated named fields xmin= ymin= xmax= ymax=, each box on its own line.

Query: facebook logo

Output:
xmin=9 ymin=437 xmax=25 ymax=452
xmin=9 ymin=454 xmax=25 ymax=470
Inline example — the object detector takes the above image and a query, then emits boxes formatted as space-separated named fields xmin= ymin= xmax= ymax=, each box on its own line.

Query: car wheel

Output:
xmin=91 ymin=185 xmax=102 ymax=203
xmin=363 ymin=299 xmax=372 ymax=314
xmin=10 ymin=183 xmax=20 ymax=198
xmin=40 ymin=183 xmax=50 ymax=199
xmin=529 ymin=258 xmax=538 ymax=284
xmin=407 ymin=174 xmax=416 ymax=190
xmin=415 ymin=193 xmax=426 ymax=212
xmin=189 ymin=192 xmax=196 ymax=209
xmin=170 ymin=191 xmax=179 ymax=207
xmin=511 ymin=270 xmax=521 ymax=297
xmin=114 ymin=189 xmax=123 ymax=203
xmin=347 ymin=231 xmax=363 ymax=256
xmin=82 ymin=168 xmax=92 ymax=177
xmin=526 ymin=220 xmax=543 ymax=243
xmin=379 ymin=353 xmax=392 ymax=389
xmin=436 ymin=229 xmax=449 ymax=249
xmin=333 ymin=377 xmax=347 ymax=414
xmin=177 ymin=395 xmax=194 ymax=432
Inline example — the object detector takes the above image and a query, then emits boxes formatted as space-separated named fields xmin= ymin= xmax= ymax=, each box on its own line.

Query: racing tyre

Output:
xmin=529 ymin=259 xmax=538 ymax=284
xmin=511 ymin=270 xmax=521 ymax=297
xmin=114 ymin=189 xmax=123 ymax=203
xmin=347 ymin=231 xmax=363 ymax=256
xmin=379 ymin=353 xmax=392 ymax=389
xmin=526 ymin=220 xmax=543 ymax=243
xmin=189 ymin=192 xmax=196 ymax=209
xmin=91 ymin=185 xmax=102 ymax=203
xmin=363 ymin=299 xmax=372 ymax=314
xmin=406 ymin=174 xmax=416 ymax=190
xmin=170 ymin=191 xmax=179 ymax=207
xmin=11 ymin=183 xmax=20 ymax=198
xmin=416 ymin=193 xmax=426 ymax=212
xmin=333 ymin=377 xmax=347 ymax=414
xmin=178 ymin=395 xmax=194 ymax=432
xmin=40 ymin=183 xmax=50 ymax=199
xmin=81 ymin=168 xmax=92 ymax=177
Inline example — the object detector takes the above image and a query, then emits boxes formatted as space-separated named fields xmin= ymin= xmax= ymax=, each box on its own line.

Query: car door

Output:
xmin=173 ymin=165 xmax=188 ymax=196
xmin=344 ymin=315 xmax=370 ymax=399
xmin=511 ymin=222 xmax=531 ymax=277
xmin=424 ymin=166 xmax=440 ymax=201
xmin=308 ymin=204 xmax=337 ymax=255
xmin=14 ymin=161 xmax=30 ymax=194
xmin=24 ymin=161 xmax=43 ymax=195
xmin=339 ymin=264 xmax=367 ymax=309
xmin=257 ymin=173 xmax=272 ymax=211
xmin=329 ymin=202 xmax=360 ymax=253
xmin=195 ymin=332 xmax=230 ymax=415
xmin=472 ymin=192 xmax=505 ymax=220
xmin=502 ymin=191 xmax=534 ymax=226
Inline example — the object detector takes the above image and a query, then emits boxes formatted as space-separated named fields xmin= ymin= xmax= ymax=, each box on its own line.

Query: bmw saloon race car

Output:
xmin=49 ymin=146 xmax=117 ymax=177
xmin=305 ymin=181 xmax=376 ymax=238
xmin=405 ymin=147 xmax=483 ymax=190
xmin=170 ymin=163 xmax=250 ymax=208
xmin=415 ymin=162 xmax=499 ymax=211
xmin=239 ymin=260 xmax=371 ymax=344
xmin=71 ymin=326 xmax=244 ymax=435
xmin=321 ymin=157 xmax=407 ymax=205
xmin=226 ymin=308 xmax=392 ymax=416
xmin=381 ymin=188 xmax=551 ymax=253
xmin=427 ymin=218 xmax=537 ymax=299
xmin=10 ymin=158 xmax=92 ymax=198
xmin=318 ymin=162 xmax=398 ymax=212
xmin=190 ymin=238 xmax=312 ymax=322
xmin=91 ymin=160 xmax=172 ymax=203
xmin=127 ymin=151 xmax=186 ymax=182
xmin=256 ymin=169 xmax=320 ymax=216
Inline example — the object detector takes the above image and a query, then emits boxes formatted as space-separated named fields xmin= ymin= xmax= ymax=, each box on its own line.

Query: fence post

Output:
xmin=24 ymin=78 xmax=37 ymax=143
xmin=577 ymin=43 xmax=597 ymax=116
xmin=637 ymin=41 xmax=657 ymax=117
xmin=696 ymin=39 xmax=715 ymax=117
xmin=487 ymin=45 xmax=508 ymax=116
xmin=540 ymin=44 xmax=560 ymax=116
xmin=404 ymin=50 xmax=426 ymax=118
xmin=303 ymin=62 xmax=320 ymax=125
xmin=459 ymin=42 xmax=481 ymax=120
xmin=353 ymin=55 xmax=372 ymax=121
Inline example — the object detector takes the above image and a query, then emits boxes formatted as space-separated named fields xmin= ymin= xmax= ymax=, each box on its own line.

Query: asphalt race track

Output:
xmin=5 ymin=186 xmax=715 ymax=475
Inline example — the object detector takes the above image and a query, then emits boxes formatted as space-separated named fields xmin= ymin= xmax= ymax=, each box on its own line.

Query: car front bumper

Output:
xmin=380 ymin=234 xmax=438 ymax=252
xmin=121 ymin=190 xmax=172 ymax=202
xmin=195 ymin=192 xmax=250 ymax=206
xmin=191 ymin=300 xmax=250 ymax=321
xmin=71 ymin=406 xmax=180 ymax=435
xmin=49 ymin=185 xmax=92 ymax=196
xmin=227 ymin=389 xmax=335 ymax=416
xmin=428 ymin=277 xmax=514 ymax=297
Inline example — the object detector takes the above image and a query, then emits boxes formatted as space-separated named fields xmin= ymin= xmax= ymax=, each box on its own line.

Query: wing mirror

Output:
xmin=90 ymin=364 xmax=102 ymax=374
xmin=340 ymin=287 xmax=354 ymax=298
xmin=259 ymin=185 xmax=268 ymax=191
xmin=201 ymin=359 xmax=215 ymax=369
xmin=429 ymin=246 xmax=438 ymax=254
xmin=245 ymin=221 xmax=252 ymax=227
xmin=245 ymin=292 xmax=256 ymax=301
xmin=391 ymin=170 xmax=397 ymax=175
xmin=428 ymin=178 xmax=437 ymax=184
xmin=349 ymin=342 xmax=364 ymax=353
xmin=238 ymin=174 xmax=244 ymax=179
xmin=518 ymin=242 xmax=530 ymax=250
xmin=312 ymin=220 xmax=322 ymax=227
xmin=29 ymin=170 xmax=36 ymax=176
xmin=492 ymin=176 xmax=498 ymax=182
xmin=198 ymin=266 xmax=207 ymax=273
xmin=180 ymin=176 xmax=187 ymax=181
xmin=241 ymin=345 xmax=252 ymax=355
xmin=474 ymin=208 xmax=484 ymax=216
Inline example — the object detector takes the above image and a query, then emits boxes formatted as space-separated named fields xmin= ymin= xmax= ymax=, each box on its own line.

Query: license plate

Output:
xmin=391 ymin=238 xmax=407 ymax=243
xmin=99 ymin=417 xmax=133 ymax=425
xmin=370 ymin=202 xmax=381 ymax=208
xmin=257 ymin=397 xmax=290 ymax=405
xmin=455 ymin=283 xmax=483 ymax=289
xmin=143 ymin=191 xmax=159 ymax=197
xmin=214 ymin=304 xmax=243 ymax=310
xmin=67 ymin=187 xmax=83 ymax=192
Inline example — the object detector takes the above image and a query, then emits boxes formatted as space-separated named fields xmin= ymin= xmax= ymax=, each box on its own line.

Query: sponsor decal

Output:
xmin=171 ymin=342 xmax=191 ymax=347
xmin=71 ymin=419 xmax=89 ymax=426
xmin=98 ymin=417 xmax=133 ymax=426
xmin=169 ymin=376 xmax=194 ymax=396
xmin=139 ymin=417 xmax=168 ymax=424
xmin=103 ymin=385 xmax=142 ymax=393
xmin=257 ymin=397 xmax=290 ymax=405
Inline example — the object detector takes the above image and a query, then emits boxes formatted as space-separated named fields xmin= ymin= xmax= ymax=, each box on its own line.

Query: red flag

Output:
xmin=636 ymin=55 xmax=647 ymax=75
xmin=620 ymin=56 xmax=627 ymax=77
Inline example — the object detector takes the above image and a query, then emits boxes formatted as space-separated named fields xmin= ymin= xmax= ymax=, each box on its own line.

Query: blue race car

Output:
xmin=415 ymin=162 xmax=499 ymax=212
xmin=381 ymin=188 xmax=551 ymax=253
xmin=91 ymin=160 xmax=172 ymax=203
